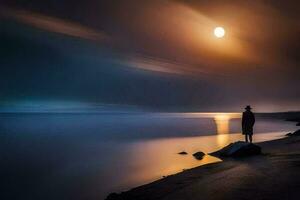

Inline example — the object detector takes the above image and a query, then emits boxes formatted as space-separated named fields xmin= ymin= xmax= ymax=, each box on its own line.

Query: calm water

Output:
xmin=0 ymin=112 xmax=296 ymax=200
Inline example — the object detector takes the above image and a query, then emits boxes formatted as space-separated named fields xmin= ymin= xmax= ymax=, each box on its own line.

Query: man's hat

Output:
xmin=245 ymin=105 xmax=252 ymax=110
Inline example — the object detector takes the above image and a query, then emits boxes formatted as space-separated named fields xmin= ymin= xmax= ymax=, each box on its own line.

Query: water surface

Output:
xmin=0 ymin=112 xmax=296 ymax=200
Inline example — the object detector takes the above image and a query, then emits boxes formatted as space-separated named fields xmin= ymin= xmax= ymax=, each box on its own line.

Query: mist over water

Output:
xmin=0 ymin=112 xmax=297 ymax=200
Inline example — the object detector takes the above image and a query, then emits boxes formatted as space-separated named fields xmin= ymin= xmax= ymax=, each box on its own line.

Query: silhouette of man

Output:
xmin=242 ymin=105 xmax=255 ymax=143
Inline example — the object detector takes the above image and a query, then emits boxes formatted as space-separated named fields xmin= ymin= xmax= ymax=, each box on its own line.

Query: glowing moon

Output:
xmin=214 ymin=27 xmax=225 ymax=38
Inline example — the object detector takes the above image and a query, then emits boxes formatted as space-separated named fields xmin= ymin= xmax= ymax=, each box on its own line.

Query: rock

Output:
xmin=210 ymin=141 xmax=261 ymax=158
xmin=296 ymin=122 xmax=300 ymax=126
xmin=193 ymin=151 xmax=205 ymax=160
xmin=286 ymin=129 xmax=300 ymax=137
xmin=286 ymin=132 xmax=293 ymax=136
xmin=178 ymin=151 xmax=188 ymax=155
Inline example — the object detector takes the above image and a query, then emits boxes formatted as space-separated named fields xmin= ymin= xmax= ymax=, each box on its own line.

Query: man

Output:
xmin=242 ymin=105 xmax=255 ymax=143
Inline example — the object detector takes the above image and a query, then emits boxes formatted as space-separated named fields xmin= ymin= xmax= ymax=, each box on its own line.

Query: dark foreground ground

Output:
xmin=106 ymin=131 xmax=300 ymax=200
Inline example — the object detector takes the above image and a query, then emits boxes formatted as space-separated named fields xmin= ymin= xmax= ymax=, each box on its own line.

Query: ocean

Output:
xmin=0 ymin=112 xmax=296 ymax=200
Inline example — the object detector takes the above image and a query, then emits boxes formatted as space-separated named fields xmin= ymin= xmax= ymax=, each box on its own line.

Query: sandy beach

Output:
xmin=106 ymin=130 xmax=300 ymax=200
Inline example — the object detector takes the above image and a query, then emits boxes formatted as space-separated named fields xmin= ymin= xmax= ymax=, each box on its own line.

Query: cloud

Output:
xmin=0 ymin=7 xmax=108 ymax=41
xmin=124 ymin=54 xmax=227 ymax=77
xmin=125 ymin=56 xmax=185 ymax=75
xmin=1 ymin=2 xmax=300 ymax=77
xmin=0 ymin=2 xmax=282 ymax=76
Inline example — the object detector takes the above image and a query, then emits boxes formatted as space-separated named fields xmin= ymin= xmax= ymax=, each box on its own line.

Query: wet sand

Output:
xmin=106 ymin=132 xmax=300 ymax=200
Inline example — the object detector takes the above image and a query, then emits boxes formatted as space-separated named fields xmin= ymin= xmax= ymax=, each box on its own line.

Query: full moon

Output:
xmin=214 ymin=27 xmax=225 ymax=38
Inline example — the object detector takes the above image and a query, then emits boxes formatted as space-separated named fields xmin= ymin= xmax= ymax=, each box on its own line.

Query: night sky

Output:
xmin=0 ymin=0 xmax=299 ymax=112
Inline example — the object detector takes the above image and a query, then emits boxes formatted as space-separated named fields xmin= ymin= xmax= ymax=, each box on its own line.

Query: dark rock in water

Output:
xmin=193 ymin=151 xmax=205 ymax=160
xmin=286 ymin=129 xmax=300 ymax=137
xmin=210 ymin=141 xmax=261 ymax=158
xmin=296 ymin=122 xmax=300 ymax=126
xmin=286 ymin=132 xmax=293 ymax=136
xmin=178 ymin=151 xmax=188 ymax=155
